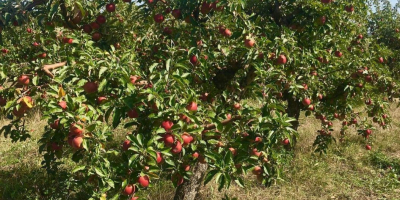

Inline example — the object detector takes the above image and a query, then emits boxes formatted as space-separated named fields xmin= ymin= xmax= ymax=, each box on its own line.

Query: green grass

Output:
xmin=1 ymin=106 xmax=400 ymax=199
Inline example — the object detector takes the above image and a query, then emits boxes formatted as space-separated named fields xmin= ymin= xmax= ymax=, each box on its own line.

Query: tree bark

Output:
xmin=173 ymin=162 xmax=208 ymax=200
xmin=285 ymin=94 xmax=301 ymax=130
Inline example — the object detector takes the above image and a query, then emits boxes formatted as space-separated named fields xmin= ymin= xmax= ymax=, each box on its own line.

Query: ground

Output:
xmin=1 ymin=105 xmax=400 ymax=200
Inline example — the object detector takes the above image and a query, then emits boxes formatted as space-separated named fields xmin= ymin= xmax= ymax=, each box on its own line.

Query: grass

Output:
xmin=1 ymin=106 xmax=400 ymax=200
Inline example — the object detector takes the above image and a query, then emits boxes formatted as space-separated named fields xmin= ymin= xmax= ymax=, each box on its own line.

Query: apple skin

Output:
xmin=316 ymin=16 xmax=327 ymax=25
xmin=90 ymin=22 xmax=100 ymax=30
xmin=172 ymin=9 xmax=181 ymax=19
xmin=83 ymin=24 xmax=92 ymax=33
xmin=161 ymin=120 xmax=174 ymax=131
xmin=365 ymin=145 xmax=371 ymax=150
xmin=282 ymin=138 xmax=290 ymax=145
xmin=122 ymin=140 xmax=131 ymax=151
xmin=252 ymin=166 xmax=262 ymax=175
xmin=18 ymin=75 xmax=30 ymax=85
xmin=190 ymin=55 xmax=198 ymax=65
xmin=0 ymin=96 xmax=7 ymax=107
xmin=97 ymin=96 xmax=107 ymax=105
xmin=244 ymin=38 xmax=255 ymax=48
xmin=154 ymin=14 xmax=164 ymax=23
xmin=335 ymin=51 xmax=343 ymax=57
xmin=96 ymin=15 xmax=106 ymax=24
xmin=233 ymin=103 xmax=241 ymax=110
xmin=171 ymin=141 xmax=182 ymax=154
xmin=186 ymin=101 xmax=198 ymax=112
xmin=345 ymin=5 xmax=354 ymax=12
xmin=106 ymin=3 xmax=115 ymax=12
xmin=302 ymin=98 xmax=311 ymax=106
xmin=163 ymin=133 xmax=175 ymax=146
xmin=71 ymin=136 xmax=83 ymax=149
xmin=83 ymin=82 xmax=98 ymax=93
xmin=378 ymin=57 xmax=384 ymax=63
xmin=138 ymin=176 xmax=150 ymax=187
xmin=200 ymin=2 xmax=212 ymax=15
xmin=365 ymin=129 xmax=372 ymax=135
xmin=229 ymin=147 xmax=237 ymax=156
xmin=123 ymin=184 xmax=135 ymax=195
xmin=58 ymin=101 xmax=67 ymax=110
xmin=192 ymin=152 xmax=199 ymax=159
xmin=276 ymin=55 xmax=287 ymax=65
xmin=251 ymin=148 xmax=261 ymax=157
xmin=92 ymin=33 xmax=102 ymax=41
xmin=156 ymin=152 xmax=163 ymax=164
xmin=127 ymin=109 xmax=139 ymax=118
xmin=69 ymin=124 xmax=83 ymax=137
xmin=181 ymin=133 xmax=193 ymax=146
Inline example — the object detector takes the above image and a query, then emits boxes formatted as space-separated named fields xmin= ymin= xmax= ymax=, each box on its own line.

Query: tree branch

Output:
xmin=203 ymin=115 xmax=242 ymax=131
xmin=43 ymin=62 xmax=67 ymax=78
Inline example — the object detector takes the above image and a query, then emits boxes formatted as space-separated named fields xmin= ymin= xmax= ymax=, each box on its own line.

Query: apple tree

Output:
xmin=0 ymin=0 xmax=397 ymax=200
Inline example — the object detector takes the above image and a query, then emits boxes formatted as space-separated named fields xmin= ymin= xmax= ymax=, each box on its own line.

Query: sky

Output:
xmin=390 ymin=0 xmax=397 ymax=6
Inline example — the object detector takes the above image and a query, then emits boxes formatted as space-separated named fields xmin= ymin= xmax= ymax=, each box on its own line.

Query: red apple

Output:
xmin=156 ymin=152 xmax=163 ymax=164
xmin=138 ymin=176 xmax=149 ymax=187
xmin=71 ymin=136 xmax=83 ymax=149
xmin=172 ymin=9 xmax=181 ymax=19
xmin=255 ymin=137 xmax=262 ymax=143
xmin=200 ymin=2 xmax=212 ymax=14
xmin=365 ymin=145 xmax=371 ymax=150
xmin=154 ymin=14 xmax=164 ymax=23
xmin=69 ymin=123 xmax=83 ymax=136
xmin=192 ymin=152 xmax=199 ymax=159
xmin=162 ymin=120 xmax=174 ymax=131
xmin=378 ymin=57 xmax=384 ymax=63
xmin=302 ymin=98 xmax=311 ymax=106
xmin=186 ymin=101 xmax=198 ymax=112
xmin=0 ymin=96 xmax=7 ymax=106
xmin=244 ymin=38 xmax=255 ymax=48
xmin=252 ymin=166 xmax=262 ymax=175
xmin=365 ymin=129 xmax=372 ymax=135
xmin=229 ymin=147 xmax=237 ymax=156
xmin=58 ymin=101 xmax=67 ymax=110
xmin=190 ymin=55 xmax=198 ymax=65
xmin=233 ymin=103 xmax=241 ymax=110
xmin=276 ymin=55 xmax=287 ymax=65
xmin=92 ymin=32 xmax=102 ymax=41
xmin=96 ymin=15 xmax=106 ymax=24
xmin=345 ymin=5 xmax=354 ymax=12
xmin=316 ymin=16 xmax=327 ymax=25
xmin=106 ymin=3 xmax=115 ymax=12
xmin=83 ymin=82 xmax=98 ymax=93
xmin=90 ymin=22 xmax=100 ymax=30
xmin=127 ymin=109 xmax=139 ymax=118
xmin=97 ymin=96 xmax=107 ymax=104
xmin=123 ymin=184 xmax=135 ymax=195
xmin=163 ymin=133 xmax=175 ymax=146
xmin=171 ymin=141 xmax=182 ymax=154
xmin=18 ymin=75 xmax=30 ymax=85
xmin=282 ymin=138 xmax=290 ymax=145
xmin=83 ymin=24 xmax=92 ymax=33
xmin=181 ymin=133 xmax=193 ymax=146
xmin=335 ymin=51 xmax=343 ymax=57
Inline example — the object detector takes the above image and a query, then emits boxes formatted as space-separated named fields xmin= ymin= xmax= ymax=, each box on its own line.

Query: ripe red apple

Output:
xmin=161 ymin=120 xmax=174 ymax=131
xmin=244 ymin=38 xmax=255 ymax=48
xmin=190 ymin=55 xmax=198 ymax=65
xmin=276 ymin=54 xmax=287 ymax=65
xmin=252 ymin=166 xmax=262 ymax=175
xmin=186 ymin=101 xmax=198 ymax=112
xmin=365 ymin=129 xmax=372 ymax=135
xmin=96 ymin=15 xmax=106 ymax=24
xmin=0 ymin=96 xmax=7 ymax=107
xmin=32 ymin=42 xmax=39 ymax=47
xmin=90 ymin=22 xmax=100 ymax=30
xmin=351 ymin=118 xmax=358 ymax=125
xmin=357 ymin=34 xmax=363 ymax=40
xmin=154 ymin=14 xmax=164 ymax=23
xmin=302 ymin=98 xmax=311 ymax=106
xmin=123 ymin=184 xmax=135 ymax=195
xmin=192 ymin=152 xmax=199 ymax=159
xmin=378 ymin=57 xmax=384 ymax=63
xmin=130 ymin=197 xmax=139 ymax=200
xmin=18 ymin=75 xmax=30 ymax=85
xmin=122 ymin=140 xmax=131 ymax=151
xmin=335 ymin=51 xmax=343 ymax=57
xmin=345 ymin=5 xmax=354 ymax=12
xmin=69 ymin=123 xmax=83 ymax=136
xmin=183 ymin=164 xmax=191 ymax=171
xmin=92 ymin=32 xmax=102 ymax=41
xmin=127 ymin=109 xmax=139 ymax=118
xmin=156 ymin=152 xmax=163 ymax=164
xmin=13 ymin=107 xmax=27 ymax=117
xmin=83 ymin=82 xmax=98 ymax=93
xmin=308 ymin=105 xmax=315 ymax=111
xmin=255 ymin=137 xmax=262 ymax=143
xmin=302 ymin=83 xmax=308 ymax=90
xmin=316 ymin=16 xmax=327 ymax=25
xmin=365 ymin=145 xmax=371 ymax=150
xmin=106 ymin=3 xmax=115 ymax=12
xmin=62 ymin=37 xmax=73 ymax=44
xmin=138 ymin=176 xmax=149 ymax=187
xmin=229 ymin=147 xmax=237 ymax=156
xmin=97 ymin=96 xmax=107 ymax=105
xmin=181 ymin=133 xmax=193 ymax=146
xmin=382 ymin=114 xmax=388 ymax=119
xmin=200 ymin=2 xmax=212 ymax=15
xmin=172 ymin=9 xmax=181 ymax=19
xmin=58 ymin=101 xmax=67 ymax=110
xmin=163 ymin=133 xmax=175 ymax=146
xmin=1 ymin=49 xmax=9 ymax=54
xmin=282 ymin=138 xmax=290 ymax=145
xmin=233 ymin=103 xmax=241 ymax=110
xmin=163 ymin=27 xmax=172 ymax=35
xmin=365 ymin=98 xmax=372 ymax=105
xmin=171 ymin=141 xmax=182 ymax=154
xmin=83 ymin=24 xmax=92 ymax=33
xmin=71 ymin=136 xmax=83 ymax=149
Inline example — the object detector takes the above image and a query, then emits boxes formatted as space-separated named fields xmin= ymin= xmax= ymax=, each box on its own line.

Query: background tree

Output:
xmin=0 ymin=0 xmax=398 ymax=200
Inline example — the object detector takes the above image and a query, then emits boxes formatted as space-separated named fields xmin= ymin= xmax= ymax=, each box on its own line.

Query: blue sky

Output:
xmin=390 ymin=0 xmax=397 ymax=5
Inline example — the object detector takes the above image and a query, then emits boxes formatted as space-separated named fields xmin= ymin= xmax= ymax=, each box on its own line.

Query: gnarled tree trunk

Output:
xmin=173 ymin=162 xmax=208 ymax=200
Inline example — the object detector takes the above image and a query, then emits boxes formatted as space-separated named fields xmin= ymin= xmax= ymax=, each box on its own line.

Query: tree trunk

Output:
xmin=173 ymin=162 xmax=208 ymax=200
xmin=285 ymin=94 xmax=301 ymax=130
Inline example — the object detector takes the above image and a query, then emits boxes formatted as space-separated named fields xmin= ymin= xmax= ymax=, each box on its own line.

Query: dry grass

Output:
xmin=1 ymin=106 xmax=400 ymax=200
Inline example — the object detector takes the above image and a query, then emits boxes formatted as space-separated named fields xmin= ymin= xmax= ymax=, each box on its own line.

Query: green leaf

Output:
xmin=72 ymin=165 xmax=86 ymax=173
xmin=204 ymin=170 xmax=219 ymax=185
xmin=94 ymin=167 xmax=105 ymax=177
